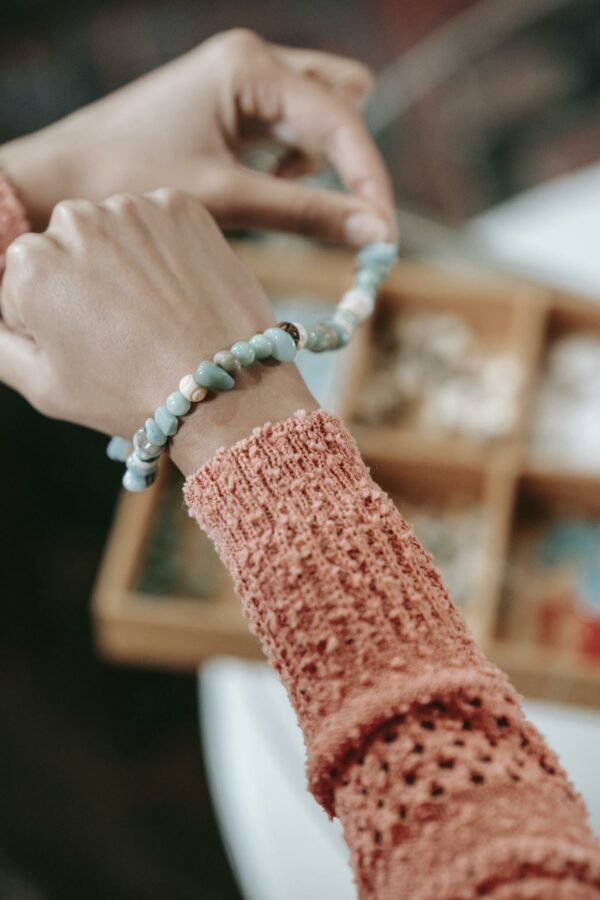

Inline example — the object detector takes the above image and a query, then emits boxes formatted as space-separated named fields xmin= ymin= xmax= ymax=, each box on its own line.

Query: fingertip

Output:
xmin=344 ymin=206 xmax=397 ymax=248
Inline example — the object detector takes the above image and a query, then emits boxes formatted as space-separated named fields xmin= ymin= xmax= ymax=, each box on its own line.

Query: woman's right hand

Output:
xmin=1 ymin=29 xmax=395 ymax=246
xmin=0 ymin=191 xmax=317 ymax=472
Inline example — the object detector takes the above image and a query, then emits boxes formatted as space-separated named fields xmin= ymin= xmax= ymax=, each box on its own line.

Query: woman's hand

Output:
xmin=0 ymin=191 xmax=317 ymax=472
xmin=0 ymin=30 xmax=395 ymax=246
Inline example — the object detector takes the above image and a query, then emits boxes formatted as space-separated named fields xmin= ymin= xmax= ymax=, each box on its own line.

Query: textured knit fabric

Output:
xmin=0 ymin=173 xmax=29 ymax=273
xmin=0 ymin=174 xmax=596 ymax=895
xmin=185 ymin=409 xmax=600 ymax=899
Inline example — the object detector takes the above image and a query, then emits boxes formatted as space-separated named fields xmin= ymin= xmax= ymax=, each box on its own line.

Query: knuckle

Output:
xmin=150 ymin=187 xmax=187 ymax=210
xmin=103 ymin=192 xmax=140 ymax=215
xmin=4 ymin=233 xmax=48 ymax=277
xmin=348 ymin=60 xmax=374 ymax=92
xmin=219 ymin=28 xmax=261 ymax=54
xmin=4 ymin=235 xmax=31 ymax=270
xmin=52 ymin=197 xmax=95 ymax=223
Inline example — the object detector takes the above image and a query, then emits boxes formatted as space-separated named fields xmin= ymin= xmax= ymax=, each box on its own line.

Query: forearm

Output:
xmin=184 ymin=409 xmax=600 ymax=898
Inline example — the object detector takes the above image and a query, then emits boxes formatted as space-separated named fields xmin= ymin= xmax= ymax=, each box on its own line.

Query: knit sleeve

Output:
xmin=0 ymin=172 xmax=29 ymax=274
xmin=184 ymin=409 xmax=600 ymax=899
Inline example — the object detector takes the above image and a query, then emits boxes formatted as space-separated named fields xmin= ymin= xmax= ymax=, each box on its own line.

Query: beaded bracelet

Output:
xmin=107 ymin=241 xmax=398 ymax=491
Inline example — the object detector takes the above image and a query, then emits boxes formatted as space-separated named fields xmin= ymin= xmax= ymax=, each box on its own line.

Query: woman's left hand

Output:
xmin=0 ymin=191 xmax=317 ymax=469
xmin=0 ymin=29 xmax=395 ymax=247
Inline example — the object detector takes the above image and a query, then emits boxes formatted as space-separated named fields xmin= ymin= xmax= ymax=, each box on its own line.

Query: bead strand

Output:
xmin=108 ymin=241 xmax=398 ymax=490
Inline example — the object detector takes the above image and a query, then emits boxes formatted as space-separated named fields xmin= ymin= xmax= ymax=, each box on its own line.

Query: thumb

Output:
xmin=213 ymin=167 xmax=395 ymax=248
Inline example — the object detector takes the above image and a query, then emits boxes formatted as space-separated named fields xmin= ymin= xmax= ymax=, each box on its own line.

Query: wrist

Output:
xmin=169 ymin=365 xmax=318 ymax=475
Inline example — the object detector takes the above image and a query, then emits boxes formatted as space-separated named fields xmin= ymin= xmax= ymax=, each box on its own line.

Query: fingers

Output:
xmin=273 ymin=45 xmax=373 ymax=106
xmin=274 ymin=72 xmax=396 ymax=240
xmin=214 ymin=166 xmax=391 ymax=247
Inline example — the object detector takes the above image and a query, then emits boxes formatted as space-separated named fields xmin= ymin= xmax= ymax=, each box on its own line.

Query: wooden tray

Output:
xmin=92 ymin=241 xmax=600 ymax=707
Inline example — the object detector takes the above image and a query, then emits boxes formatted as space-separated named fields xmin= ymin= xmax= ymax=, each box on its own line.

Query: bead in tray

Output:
xmin=529 ymin=332 xmax=600 ymax=471
xmin=354 ymin=310 xmax=523 ymax=442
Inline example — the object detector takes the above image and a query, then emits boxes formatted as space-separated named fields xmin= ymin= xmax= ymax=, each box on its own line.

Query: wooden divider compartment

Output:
xmin=93 ymin=462 xmax=262 ymax=669
xmin=524 ymin=296 xmax=600 ymax=477
xmin=92 ymin=242 xmax=600 ymax=707
xmin=343 ymin=264 xmax=545 ymax=468
xmin=492 ymin=470 xmax=600 ymax=706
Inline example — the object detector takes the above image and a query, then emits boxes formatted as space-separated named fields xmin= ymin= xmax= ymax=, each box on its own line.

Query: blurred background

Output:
xmin=1 ymin=1 xmax=600 ymax=898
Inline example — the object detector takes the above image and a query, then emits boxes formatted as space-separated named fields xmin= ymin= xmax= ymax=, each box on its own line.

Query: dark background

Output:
xmin=1 ymin=1 xmax=600 ymax=897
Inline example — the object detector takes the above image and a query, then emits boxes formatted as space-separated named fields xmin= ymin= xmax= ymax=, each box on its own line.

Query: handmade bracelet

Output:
xmin=107 ymin=241 xmax=398 ymax=490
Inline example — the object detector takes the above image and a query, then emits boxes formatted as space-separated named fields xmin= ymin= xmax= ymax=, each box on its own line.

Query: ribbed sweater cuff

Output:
xmin=184 ymin=408 xmax=374 ymax=541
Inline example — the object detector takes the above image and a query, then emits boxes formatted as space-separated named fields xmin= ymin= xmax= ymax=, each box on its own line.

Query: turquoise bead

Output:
xmin=335 ymin=308 xmax=359 ymax=328
xmin=126 ymin=453 xmax=157 ymax=477
xmin=134 ymin=428 xmax=163 ymax=461
xmin=263 ymin=328 xmax=297 ymax=362
xmin=123 ymin=469 xmax=156 ymax=492
xmin=194 ymin=360 xmax=235 ymax=391
xmin=106 ymin=436 xmax=132 ymax=462
xmin=306 ymin=327 xmax=322 ymax=351
xmin=329 ymin=316 xmax=353 ymax=347
xmin=154 ymin=405 xmax=178 ymax=437
xmin=230 ymin=340 xmax=255 ymax=367
xmin=355 ymin=269 xmax=381 ymax=292
xmin=357 ymin=241 xmax=398 ymax=269
xmin=309 ymin=322 xmax=338 ymax=352
xmin=249 ymin=333 xmax=273 ymax=359
xmin=318 ymin=319 xmax=348 ymax=348
xmin=145 ymin=417 xmax=168 ymax=446
xmin=166 ymin=390 xmax=191 ymax=416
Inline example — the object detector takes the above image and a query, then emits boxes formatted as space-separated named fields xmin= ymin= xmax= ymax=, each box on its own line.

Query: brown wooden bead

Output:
xmin=277 ymin=321 xmax=301 ymax=346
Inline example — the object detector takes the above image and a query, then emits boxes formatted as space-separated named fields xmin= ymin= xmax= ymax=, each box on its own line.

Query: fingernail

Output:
xmin=345 ymin=211 xmax=391 ymax=247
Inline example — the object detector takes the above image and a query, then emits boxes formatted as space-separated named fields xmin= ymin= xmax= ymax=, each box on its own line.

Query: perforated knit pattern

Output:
xmin=334 ymin=696 xmax=600 ymax=898
xmin=0 ymin=173 xmax=29 ymax=272
xmin=185 ymin=409 xmax=600 ymax=897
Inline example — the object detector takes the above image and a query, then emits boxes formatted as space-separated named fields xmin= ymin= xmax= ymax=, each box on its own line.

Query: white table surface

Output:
xmin=200 ymin=165 xmax=600 ymax=900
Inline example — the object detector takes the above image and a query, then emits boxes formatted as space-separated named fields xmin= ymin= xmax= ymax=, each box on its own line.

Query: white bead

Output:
xmin=293 ymin=322 xmax=308 ymax=350
xmin=179 ymin=373 xmax=207 ymax=403
xmin=338 ymin=287 xmax=375 ymax=323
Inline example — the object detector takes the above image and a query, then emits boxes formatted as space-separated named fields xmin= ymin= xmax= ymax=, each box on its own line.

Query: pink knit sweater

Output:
xmin=2 ymin=177 xmax=600 ymax=898
xmin=185 ymin=410 xmax=600 ymax=898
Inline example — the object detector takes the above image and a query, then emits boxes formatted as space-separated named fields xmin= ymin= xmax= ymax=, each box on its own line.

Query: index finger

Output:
xmin=272 ymin=45 xmax=374 ymax=104
xmin=278 ymin=71 xmax=396 ymax=231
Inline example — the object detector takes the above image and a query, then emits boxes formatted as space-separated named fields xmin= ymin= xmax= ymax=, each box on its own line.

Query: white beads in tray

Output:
xmin=356 ymin=311 xmax=523 ymax=442
xmin=529 ymin=333 xmax=600 ymax=470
